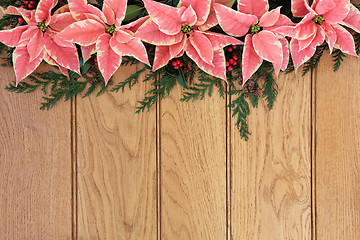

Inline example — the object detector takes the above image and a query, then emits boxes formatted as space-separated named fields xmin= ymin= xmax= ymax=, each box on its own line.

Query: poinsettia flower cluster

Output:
xmin=0 ymin=0 xmax=359 ymax=86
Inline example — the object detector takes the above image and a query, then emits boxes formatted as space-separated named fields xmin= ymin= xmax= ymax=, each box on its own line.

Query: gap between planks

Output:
xmin=156 ymin=77 xmax=162 ymax=240
xmin=71 ymin=97 xmax=78 ymax=240
xmin=226 ymin=83 xmax=232 ymax=240
xmin=311 ymin=69 xmax=317 ymax=240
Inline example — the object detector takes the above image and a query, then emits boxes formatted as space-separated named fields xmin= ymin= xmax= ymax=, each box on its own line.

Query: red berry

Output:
xmin=20 ymin=5 xmax=25 ymax=8
xmin=226 ymin=61 xmax=229 ymax=67
xmin=18 ymin=17 xmax=24 ymax=24
xmin=29 ymin=1 xmax=35 ymax=4
xmin=174 ymin=65 xmax=179 ymax=70
xmin=172 ymin=61 xmax=177 ymax=66
xmin=233 ymin=55 xmax=238 ymax=60
xmin=227 ymin=66 xmax=233 ymax=71
xmin=24 ymin=1 xmax=29 ymax=4
xmin=229 ymin=59 xmax=235 ymax=65
xmin=176 ymin=59 xmax=181 ymax=65
xmin=232 ymin=45 xmax=237 ymax=49
xmin=179 ymin=63 xmax=183 ymax=67
xmin=28 ymin=3 xmax=34 ymax=9
xmin=227 ymin=47 xmax=233 ymax=52
xmin=233 ymin=61 xmax=237 ymax=65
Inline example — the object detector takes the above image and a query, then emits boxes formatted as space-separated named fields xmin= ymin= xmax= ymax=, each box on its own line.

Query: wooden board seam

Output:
xmin=71 ymin=96 xmax=78 ymax=240
xmin=311 ymin=68 xmax=317 ymax=240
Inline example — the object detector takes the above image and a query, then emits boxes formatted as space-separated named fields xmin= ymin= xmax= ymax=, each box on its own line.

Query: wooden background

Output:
xmin=0 ymin=53 xmax=359 ymax=239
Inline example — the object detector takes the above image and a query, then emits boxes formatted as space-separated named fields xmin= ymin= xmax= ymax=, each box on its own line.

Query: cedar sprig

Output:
xmin=302 ymin=44 xmax=327 ymax=76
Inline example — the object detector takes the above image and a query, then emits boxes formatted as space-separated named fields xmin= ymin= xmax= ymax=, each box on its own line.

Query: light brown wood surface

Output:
xmin=231 ymin=72 xmax=312 ymax=240
xmin=315 ymin=53 xmax=360 ymax=239
xmin=160 ymin=85 xmax=227 ymax=240
xmin=0 ymin=65 xmax=72 ymax=239
xmin=1 ymin=46 xmax=360 ymax=240
xmin=75 ymin=66 xmax=157 ymax=240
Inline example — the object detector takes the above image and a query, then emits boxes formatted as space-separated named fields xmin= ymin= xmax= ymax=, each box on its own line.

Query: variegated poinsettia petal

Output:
xmin=291 ymin=0 xmax=312 ymax=17
xmin=189 ymin=31 xmax=214 ymax=66
xmin=298 ymin=30 xmax=316 ymax=51
xmin=153 ymin=46 xmax=173 ymax=71
xmin=187 ymin=44 xmax=227 ymax=80
xmin=50 ymin=12 xmax=77 ymax=32
xmin=5 ymin=6 xmax=33 ymax=23
xmin=259 ymin=7 xmax=280 ymax=28
xmin=122 ymin=16 xmax=150 ymax=33
xmin=135 ymin=19 xmax=184 ymax=45
xmin=180 ymin=5 xmax=197 ymax=26
xmin=252 ymin=30 xmax=283 ymax=75
xmin=44 ymin=33 xmax=80 ymax=74
xmin=57 ymin=19 xmax=105 ymax=46
xmin=238 ymin=0 xmax=268 ymax=19
xmin=44 ymin=53 xmax=69 ymax=76
xmin=112 ymin=29 xmax=133 ymax=44
xmin=332 ymin=24 xmax=357 ymax=56
xmin=279 ymin=38 xmax=290 ymax=71
xmin=214 ymin=3 xmax=258 ymax=37
xmin=178 ymin=0 xmax=211 ymax=26
xmin=197 ymin=0 xmax=234 ymax=31
xmin=321 ymin=0 xmax=350 ymax=24
xmin=81 ymin=44 xmax=96 ymax=62
xmin=277 ymin=12 xmax=316 ymax=40
xmin=27 ymin=29 xmax=45 ymax=61
xmin=68 ymin=0 xmax=105 ymax=21
xmin=36 ymin=0 xmax=57 ymax=25
xmin=0 ymin=25 xmax=29 ymax=47
xmin=104 ymin=0 xmax=128 ymax=26
xmin=200 ymin=31 xmax=243 ymax=51
xmin=341 ymin=4 xmax=360 ymax=33
xmin=142 ymin=0 xmax=182 ymax=35
xmin=18 ymin=26 xmax=38 ymax=46
xmin=102 ymin=3 xmax=115 ymax=26
xmin=169 ymin=36 xmax=187 ymax=58
xmin=96 ymin=33 xmax=122 ymax=84
xmin=110 ymin=36 xmax=150 ymax=66
xmin=242 ymin=34 xmax=263 ymax=84
xmin=290 ymin=26 xmax=325 ymax=70
xmin=264 ymin=14 xmax=294 ymax=33
xmin=321 ymin=21 xmax=337 ymax=52
xmin=53 ymin=5 xmax=70 ymax=14
xmin=13 ymin=46 xmax=44 ymax=85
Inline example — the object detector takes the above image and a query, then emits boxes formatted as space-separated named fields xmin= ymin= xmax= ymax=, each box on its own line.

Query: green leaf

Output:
xmin=124 ymin=5 xmax=142 ymax=22
xmin=80 ymin=59 xmax=93 ymax=75
xmin=176 ymin=69 xmax=188 ymax=89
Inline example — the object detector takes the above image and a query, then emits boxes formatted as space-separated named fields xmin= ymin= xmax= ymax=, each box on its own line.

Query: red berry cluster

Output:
xmin=20 ymin=0 xmax=36 ymax=9
xmin=171 ymin=59 xmax=183 ymax=70
xmin=94 ymin=57 xmax=98 ymax=68
xmin=226 ymin=45 xmax=238 ymax=72
xmin=18 ymin=0 xmax=36 ymax=23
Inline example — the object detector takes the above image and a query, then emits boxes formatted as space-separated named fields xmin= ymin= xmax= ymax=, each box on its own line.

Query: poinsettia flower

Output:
xmin=0 ymin=0 xmax=80 ymax=85
xmin=58 ymin=0 xmax=150 ymax=84
xmin=277 ymin=0 xmax=359 ymax=70
xmin=135 ymin=0 xmax=242 ymax=80
xmin=215 ymin=0 xmax=294 ymax=83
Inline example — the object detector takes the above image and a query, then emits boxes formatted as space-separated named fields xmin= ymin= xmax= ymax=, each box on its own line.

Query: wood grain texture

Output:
xmin=231 ymin=72 xmax=312 ymax=239
xmin=0 ymin=65 xmax=72 ymax=239
xmin=160 ymin=85 xmax=227 ymax=239
xmin=76 ymin=65 xmax=157 ymax=240
xmin=315 ymin=53 xmax=360 ymax=239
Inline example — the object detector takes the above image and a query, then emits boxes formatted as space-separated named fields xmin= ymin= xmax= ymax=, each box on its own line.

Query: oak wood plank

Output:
xmin=315 ymin=53 xmax=360 ymax=239
xmin=231 ymin=72 xmax=312 ymax=239
xmin=76 ymin=65 xmax=157 ymax=240
xmin=160 ymin=85 xmax=227 ymax=239
xmin=0 ymin=65 xmax=72 ymax=239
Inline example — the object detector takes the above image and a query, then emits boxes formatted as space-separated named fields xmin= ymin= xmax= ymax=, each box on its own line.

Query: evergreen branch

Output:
xmin=302 ymin=44 xmax=327 ymax=76
xmin=285 ymin=57 xmax=295 ymax=74
xmin=354 ymin=32 xmax=360 ymax=55
xmin=110 ymin=64 xmax=146 ymax=93
xmin=228 ymin=92 xmax=251 ymax=141
xmin=180 ymin=69 xmax=224 ymax=102
xmin=136 ymin=71 xmax=177 ymax=113
xmin=332 ymin=49 xmax=346 ymax=72
xmin=261 ymin=67 xmax=278 ymax=110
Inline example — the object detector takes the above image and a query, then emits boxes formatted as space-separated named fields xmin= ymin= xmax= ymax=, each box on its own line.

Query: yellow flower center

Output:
xmin=250 ymin=24 xmax=261 ymax=34
xmin=106 ymin=25 xmax=116 ymax=35
xmin=38 ymin=21 xmax=47 ymax=32
xmin=181 ymin=25 xmax=193 ymax=33
xmin=313 ymin=15 xmax=325 ymax=24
